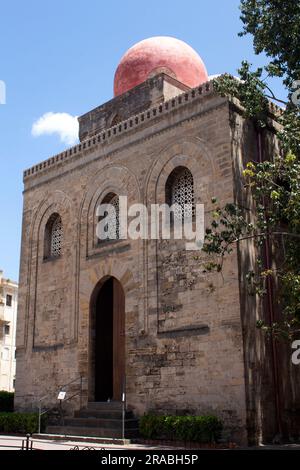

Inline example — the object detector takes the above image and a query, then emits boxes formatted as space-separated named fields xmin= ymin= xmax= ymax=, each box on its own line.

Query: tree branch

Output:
xmin=233 ymin=231 xmax=300 ymax=244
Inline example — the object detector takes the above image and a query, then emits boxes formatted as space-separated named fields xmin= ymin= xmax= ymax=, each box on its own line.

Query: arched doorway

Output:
xmin=89 ymin=276 xmax=125 ymax=402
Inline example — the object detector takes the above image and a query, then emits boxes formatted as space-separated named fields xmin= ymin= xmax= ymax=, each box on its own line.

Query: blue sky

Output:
xmin=0 ymin=0 xmax=286 ymax=282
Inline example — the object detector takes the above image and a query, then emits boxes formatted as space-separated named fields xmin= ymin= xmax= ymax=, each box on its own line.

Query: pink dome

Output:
xmin=114 ymin=36 xmax=208 ymax=97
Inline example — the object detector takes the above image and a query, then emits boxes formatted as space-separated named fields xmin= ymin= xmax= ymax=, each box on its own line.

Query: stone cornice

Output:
xmin=24 ymin=80 xmax=217 ymax=181
xmin=23 ymin=98 xmax=227 ymax=193
xmin=23 ymin=77 xmax=282 ymax=182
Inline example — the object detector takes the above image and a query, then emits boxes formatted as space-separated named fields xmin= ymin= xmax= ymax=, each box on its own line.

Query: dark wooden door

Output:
xmin=95 ymin=278 xmax=113 ymax=401
xmin=94 ymin=277 xmax=125 ymax=402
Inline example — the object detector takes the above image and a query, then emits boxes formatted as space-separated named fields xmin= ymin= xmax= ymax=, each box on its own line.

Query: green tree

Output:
xmin=204 ymin=0 xmax=300 ymax=340
xmin=239 ymin=0 xmax=300 ymax=88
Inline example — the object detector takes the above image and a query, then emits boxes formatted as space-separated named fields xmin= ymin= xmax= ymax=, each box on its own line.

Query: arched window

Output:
xmin=166 ymin=166 xmax=195 ymax=220
xmin=44 ymin=213 xmax=63 ymax=259
xmin=97 ymin=193 xmax=120 ymax=242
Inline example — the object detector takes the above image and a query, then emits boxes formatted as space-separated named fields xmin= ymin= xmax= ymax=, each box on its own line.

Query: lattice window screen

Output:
xmin=50 ymin=216 xmax=63 ymax=257
xmin=171 ymin=168 xmax=195 ymax=220
xmin=103 ymin=195 xmax=120 ymax=240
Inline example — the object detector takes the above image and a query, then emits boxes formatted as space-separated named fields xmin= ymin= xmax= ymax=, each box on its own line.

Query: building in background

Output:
xmin=0 ymin=270 xmax=18 ymax=392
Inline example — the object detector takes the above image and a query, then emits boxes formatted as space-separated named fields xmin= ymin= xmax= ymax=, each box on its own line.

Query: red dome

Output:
xmin=114 ymin=36 xmax=208 ymax=97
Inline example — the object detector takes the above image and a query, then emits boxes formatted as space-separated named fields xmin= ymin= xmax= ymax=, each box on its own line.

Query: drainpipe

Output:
xmin=257 ymin=128 xmax=283 ymax=438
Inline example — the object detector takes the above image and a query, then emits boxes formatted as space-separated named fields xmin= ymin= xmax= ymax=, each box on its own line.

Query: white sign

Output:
xmin=57 ymin=391 xmax=66 ymax=400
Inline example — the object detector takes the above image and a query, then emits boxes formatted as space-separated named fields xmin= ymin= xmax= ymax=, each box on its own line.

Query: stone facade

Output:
xmin=15 ymin=76 xmax=300 ymax=444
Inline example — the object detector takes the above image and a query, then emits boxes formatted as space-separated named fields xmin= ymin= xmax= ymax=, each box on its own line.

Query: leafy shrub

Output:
xmin=0 ymin=412 xmax=46 ymax=434
xmin=139 ymin=414 xmax=223 ymax=443
xmin=0 ymin=391 xmax=14 ymax=412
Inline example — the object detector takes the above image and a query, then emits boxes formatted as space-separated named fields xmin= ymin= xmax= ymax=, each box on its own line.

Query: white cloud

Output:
xmin=208 ymin=74 xmax=222 ymax=81
xmin=32 ymin=112 xmax=79 ymax=146
xmin=209 ymin=74 xmax=242 ymax=82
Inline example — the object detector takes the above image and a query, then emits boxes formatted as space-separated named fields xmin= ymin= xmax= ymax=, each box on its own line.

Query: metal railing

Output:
xmin=21 ymin=434 xmax=34 ymax=450
xmin=122 ymin=375 xmax=126 ymax=441
xmin=0 ymin=435 xmax=109 ymax=450
xmin=37 ymin=374 xmax=128 ymax=441
xmin=38 ymin=375 xmax=83 ymax=433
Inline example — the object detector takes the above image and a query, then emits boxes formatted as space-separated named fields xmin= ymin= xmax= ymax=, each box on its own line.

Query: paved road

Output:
xmin=0 ymin=435 xmax=300 ymax=451
xmin=0 ymin=435 xmax=176 ymax=451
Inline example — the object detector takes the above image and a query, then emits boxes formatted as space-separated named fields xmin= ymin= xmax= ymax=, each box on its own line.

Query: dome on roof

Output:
xmin=114 ymin=36 xmax=208 ymax=97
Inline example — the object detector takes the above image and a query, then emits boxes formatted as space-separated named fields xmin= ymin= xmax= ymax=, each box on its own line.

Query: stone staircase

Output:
xmin=47 ymin=401 xmax=139 ymax=439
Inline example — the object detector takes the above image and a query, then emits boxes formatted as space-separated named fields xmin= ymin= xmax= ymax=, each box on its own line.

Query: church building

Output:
xmin=15 ymin=37 xmax=300 ymax=444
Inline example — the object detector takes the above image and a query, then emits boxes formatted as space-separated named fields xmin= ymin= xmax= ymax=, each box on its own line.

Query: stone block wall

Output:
xmin=16 ymin=85 xmax=250 ymax=443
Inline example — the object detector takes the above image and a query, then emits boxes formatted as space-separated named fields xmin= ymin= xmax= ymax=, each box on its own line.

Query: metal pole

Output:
xmin=26 ymin=434 xmax=30 ymax=451
xmin=80 ymin=375 xmax=83 ymax=409
xmin=38 ymin=402 xmax=41 ymax=434
xmin=59 ymin=399 xmax=63 ymax=426
xmin=122 ymin=391 xmax=125 ymax=441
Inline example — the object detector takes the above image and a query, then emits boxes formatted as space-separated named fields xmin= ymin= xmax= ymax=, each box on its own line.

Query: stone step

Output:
xmin=87 ymin=401 xmax=123 ymax=411
xmin=46 ymin=401 xmax=139 ymax=440
xmin=46 ymin=425 xmax=138 ymax=439
xmin=63 ymin=417 xmax=139 ymax=429
xmin=75 ymin=409 xmax=133 ymax=420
